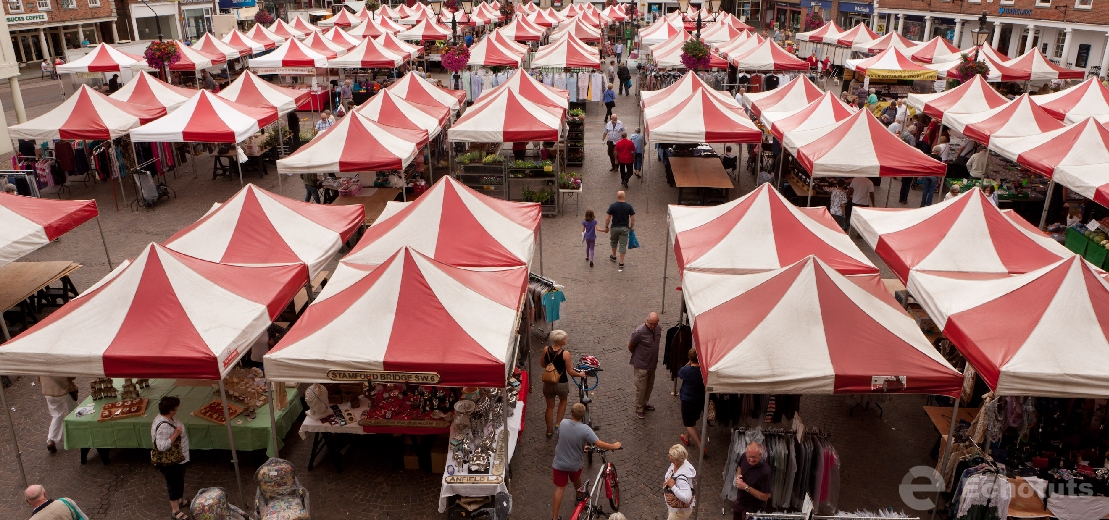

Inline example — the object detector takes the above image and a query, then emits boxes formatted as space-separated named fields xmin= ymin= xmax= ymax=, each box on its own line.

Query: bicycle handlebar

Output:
xmin=586 ymin=445 xmax=623 ymax=453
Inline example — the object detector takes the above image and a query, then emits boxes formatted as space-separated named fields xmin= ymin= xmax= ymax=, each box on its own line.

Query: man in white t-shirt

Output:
xmin=845 ymin=176 xmax=875 ymax=227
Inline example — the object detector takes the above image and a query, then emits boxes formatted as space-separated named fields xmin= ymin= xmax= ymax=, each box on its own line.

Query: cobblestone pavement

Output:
xmin=0 ymin=75 xmax=943 ymax=519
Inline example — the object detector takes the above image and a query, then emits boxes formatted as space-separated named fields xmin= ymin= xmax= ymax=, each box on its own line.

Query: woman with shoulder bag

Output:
xmin=541 ymin=330 xmax=586 ymax=438
xmin=151 ymin=396 xmax=190 ymax=520
xmin=664 ymin=444 xmax=697 ymax=520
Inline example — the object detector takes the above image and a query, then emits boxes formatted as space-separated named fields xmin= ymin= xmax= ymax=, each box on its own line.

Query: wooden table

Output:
xmin=0 ymin=261 xmax=81 ymax=339
xmin=669 ymin=156 xmax=733 ymax=205
xmin=335 ymin=188 xmax=403 ymax=226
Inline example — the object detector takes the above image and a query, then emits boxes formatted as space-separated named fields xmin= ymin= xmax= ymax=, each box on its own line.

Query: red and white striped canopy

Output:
xmin=329 ymin=36 xmax=404 ymax=68
xmin=449 ymin=88 xmax=563 ymax=142
xmin=348 ymin=15 xmax=395 ymax=38
xmin=466 ymin=34 xmax=525 ymax=67
xmin=398 ymin=19 xmax=452 ymax=41
xmin=684 ymin=256 xmax=963 ymax=396
xmin=729 ymin=39 xmax=809 ymax=71
xmin=498 ymin=16 xmax=546 ymax=41
xmin=715 ymin=12 xmax=753 ymax=31
xmin=742 ymin=74 xmax=823 ymax=118
xmin=925 ymin=57 xmax=1003 ymax=82
xmin=549 ymin=17 xmax=601 ymax=42
xmin=249 ymin=37 xmax=329 ymax=68
xmin=264 ymin=248 xmax=527 ymax=387
xmin=945 ymin=94 xmax=1066 ymax=145
xmin=654 ymin=39 xmax=729 ymax=69
xmin=376 ymin=31 xmax=422 ymax=58
xmin=55 ymin=43 xmax=146 ymax=73
xmin=851 ymin=187 xmax=1073 ymax=282
xmin=845 ymin=47 xmax=937 ymax=79
xmin=277 ymin=111 xmax=426 ymax=174
xmin=245 ymin=24 xmax=285 ymax=47
xmin=516 ymin=1 xmax=538 ymax=14
xmin=324 ymin=27 xmax=364 ymax=49
xmin=601 ymin=4 xmax=627 ymax=21
xmin=342 ymin=176 xmax=540 ymax=268
xmin=700 ymin=23 xmax=748 ymax=45
xmin=649 ymin=28 xmax=689 ymax=54
xmin=473 ymin=2 xmax=504 ymax=22
xmin=194 ymin=33 xmax=244 ymax=59
xmin=0 ymin=243 xmax=307 ymax=379
xmin=222 ymin=30 xmax=269 ymax=53
xmin=715 ymin=32 xmax=763 ymax=60
xmin=468 ymin=8 xmax=499 ymax=26
xmin=907 ymin=36 xmax=960 ymax=63
xmin=109 ymin=70 xmax=195 ymax=112
xmin=834 ymin=23 xmax=878 ymax=48
xmin=639 ymin=17 xmax=684 ymax=46
xmin=576 ymin=9 xmax=605 ymax=27
xmin=646 ymin=88 xmax=760 ymax=143
xmin=318 ymin=8 xmax=362 ymax=27
xmin=9 ymin=84 xmax=165 ymax=141
xmin=908 ymin=256 xmax=1107 ymax=397
xmin=301 ymin=30 xmax=349 ymax=59
xmin=129 ymin=90 xmax=278 ymax=144
xmin=531 ymin=33 xmax=600 ymax=69
xmin=388 ymin=71 xmax=465 ymax=111
xmin=796 ymin=21 xmax=843 ymax=43
xmin=488 ymin=30 xmax=529 ymax=56
xmin=375 ymin=13 xmax=408 ymax=32
xmin=289 ymin=16 xmax=319 ymax=34
xmin=783 ymin=110 xmax=946 ymax=178
xmin=764 ymin=91 xmax=856 ymax=140
xmin=269 ymin=19 xmax=306 ymax=40
xmin=218 ymin=70 xmax=310 ymax=116
xmin=437 ymin=10 xmax=476 ymax=26
xmin=853 ymin=31 xmax=916 ymax=53
xmin=164 ymin=184 xmax=364 ymax=278
xmin=357 ymin=88 xmax=447 ymax=139
xmin=669 ymin=184 xmax=876 ymax=274
xmin=167 ymin=40 xmax=226 ymax=71
xmin=642 ymin=71 xmax=736 ymax=114
xmin=906 ymin=75 xmax=1007 ymax=122
xmin=0 ymin=195 xmax=98 ymax=268
xmin=1034 ymin=77 xmax=1109 ymax=123
xmin=998 ymin=48 xmax=1084 ymax=81
xmin=399 ymin=8 xmax=433 ymax=25
xmin=992 ymin=118 xmax=1109 ymax=185
xmin=470 ymin=68 xmax=569 ymax=111
xmin=931 ymin=43 xmax=1008 ymax=64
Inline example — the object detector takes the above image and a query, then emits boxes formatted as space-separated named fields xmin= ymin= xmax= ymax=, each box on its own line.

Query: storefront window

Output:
xmin=183 ymin=8 xmax=213 ymax=40
xmin=737 ymin=1 xmax=759 ymax=26
xmin=136 ymin=15 xmax=181 ymax=40
xmin=903 ymin=20 xmax=923 ymax=40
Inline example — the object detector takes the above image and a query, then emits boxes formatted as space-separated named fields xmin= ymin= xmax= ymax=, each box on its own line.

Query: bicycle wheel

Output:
xmin=605 ymin=464 xmax=621 ymax=511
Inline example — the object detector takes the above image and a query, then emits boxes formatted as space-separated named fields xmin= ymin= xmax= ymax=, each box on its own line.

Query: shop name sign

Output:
xmin=6 ymin=13 xmax=47 ymax=24
xmin=998 ymin=7 xmax=1033 ymax=15
xmin=326 ymin=370 xmax=441 ymax=383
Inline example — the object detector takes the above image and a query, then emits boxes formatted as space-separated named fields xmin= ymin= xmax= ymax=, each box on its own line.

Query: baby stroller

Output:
xmin=189 ymin=487 xmax=247 ymax=520
xmin=255 ymin=458 xmax=310 ymax=520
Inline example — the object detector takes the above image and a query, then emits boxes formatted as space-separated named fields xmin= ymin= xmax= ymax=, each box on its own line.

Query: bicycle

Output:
xmin=572 ymin=357 xmax=602 ymax=436
xmin=569 ymin=446 xmax=622 ymax=520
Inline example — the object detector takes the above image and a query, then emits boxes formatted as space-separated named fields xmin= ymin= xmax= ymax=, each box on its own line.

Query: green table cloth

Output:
xmin=64 ymin=378 xmax=302 ymax=457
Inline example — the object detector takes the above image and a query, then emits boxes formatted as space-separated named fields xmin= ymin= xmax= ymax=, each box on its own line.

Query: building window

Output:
xmin=1035 ymin=0 xmax=1051 ymax=5
xmin=999 ymin=0 xmax=1014 ymax=5
xmin=1054 ymin=30 xmax=1066 ymax=58
xmin=87 ymin=0 xmax=99 ymax=6
xmin=60 ymin=0 xmax=74 ymax=8
xmin=35 ymin=0 xmax=50 ymax=9
xmin=7 ymin=0 xmax=22 ymax=11
xmin=1075 ymin=0 xmax=1092 ymax=8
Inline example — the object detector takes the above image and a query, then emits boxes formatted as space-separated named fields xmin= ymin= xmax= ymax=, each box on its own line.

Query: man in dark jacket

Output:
xmin=617 ymin=62 xmax=632 ymax=96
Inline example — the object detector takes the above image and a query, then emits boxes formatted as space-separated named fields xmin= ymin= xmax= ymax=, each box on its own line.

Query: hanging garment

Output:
xmin=462 ymin=70 xmax=473 ymax=100
xmin=590 ymin=72 xmax=603 ymax=101
xmin=566 ymin=73 xmax=577 ymax=102
xmin=553 ymin=71 xmax=567 ymax=90
xmin=480 ymin=69 xmax=494 ymax=90
xmin=578 ymin=73 xmax=588 ymax=100
xmin=470 ymin=71 xmax=483 ymax=100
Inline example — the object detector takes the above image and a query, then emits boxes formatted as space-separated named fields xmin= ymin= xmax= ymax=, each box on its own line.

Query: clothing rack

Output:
xmin=0 ymin=171 xmax=41 ymax=197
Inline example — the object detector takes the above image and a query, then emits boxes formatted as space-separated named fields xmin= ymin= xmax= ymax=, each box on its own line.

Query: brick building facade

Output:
xmin=3 ymin=0 xmax=119 ymax=64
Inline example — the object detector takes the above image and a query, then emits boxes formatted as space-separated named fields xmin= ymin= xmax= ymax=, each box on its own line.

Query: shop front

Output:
xmin=180 ymin=0 xmax=216 ymax=41
xmin=130 ymin=1 xmax=182 ymax=41
xmin=799 ymin=0 xmax=829 ymax=32
xmin=900 ymin=14 xmax=925 ymax=41
xmin=836 ymin=1 xmax=870 ymax=32
xmin=773 ymin=0 xmax=801 ymax=33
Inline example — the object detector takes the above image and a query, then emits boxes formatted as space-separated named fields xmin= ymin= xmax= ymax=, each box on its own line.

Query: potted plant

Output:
xmin=680 ymin=39 xmax=711 ymax=71
xmin=143 ymin=40 xmax=181 ymax=72
xmin=558 ymin=171 xmax=582 ymax=191
xmin=567 ymin=108 xmax=585 ymax=123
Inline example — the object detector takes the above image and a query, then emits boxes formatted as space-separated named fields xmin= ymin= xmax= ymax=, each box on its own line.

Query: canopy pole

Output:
xmin=1038 ymin=179 xmax=1056 ymax=230
xmin=691 ymin=393 xmax=711 ymax=520
xmin=775 ymin=147 xmax=784 ymax=187
xmin=933 ymin=398 xmax=961 ymax=520
xmin=806 ymin=172 xmax=814 ymax=207
xmin=538 ymin=217 xmax=544 ymax=276
xmin=267 ymin=382 xmax=280 ymax=456
xmin=126 ymin=139 xmax=138 ymax=206
xmin=94 ymin=216 xmax=114 ymax=270
xmin=660 ymin=224 xmax=669 ymax=314
xmin=0 ymin=384 xmax=28 ymax=488
xmin=236 ymin=151 xmax=244 ymax=187
xmin=217 ymin=379 xmax=247 ymax=509
xmin=645 ymin=137 xmax=650 ymax=213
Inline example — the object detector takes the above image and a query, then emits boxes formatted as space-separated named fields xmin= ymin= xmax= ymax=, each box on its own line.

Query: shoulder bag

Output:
xmin=150 ymin=420 xmax=185 ymax=466
xmin=664 ymin=474 xmax=694 ymax=508
xmin=57 ymin=498 xmax=86 ymax=520
xmin=542 ymin=347 xmax=562 ymax=384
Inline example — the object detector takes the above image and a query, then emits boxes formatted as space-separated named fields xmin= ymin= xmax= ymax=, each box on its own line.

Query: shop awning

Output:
xmin=387 ymin=71 xmax=466 ymax=111
xmin=906 ymin=75 xmax=1008 ymax=122
xmin=742 ymin=74 xmax=823 ymax=118
xmin=945 ymin=93 xmax=1066 ymax=145
xmin=0 ymin=195 xmax=98 ymax=268
xmin=763 ymin=91 xmax=857 ymax=140
xmin=109 ymin=70 xmax=195 ymax=112
xmin=128 ymin=90 xmax=278 ymax=144
xmin=645 ymin=88 xmax=761 ymax=143
xmin=9 ymin=84 xmax=165 ymax=141
xmin=356 ymin=88 xmax=447 ymax=139
xmin=217 ymin=70 xmax=311 ymax=116
xmin=1033 ymin=77 xmax=1109 ymax=124
xmin=783 ymin=109 xmax=946 ymax=178
xmin=55 ymin=43 xmax=146 ymax=73
xmin=845 ymin=47 xmax=937 ymax=80
xmin=276 ymin=111 xmax=426 ymax=174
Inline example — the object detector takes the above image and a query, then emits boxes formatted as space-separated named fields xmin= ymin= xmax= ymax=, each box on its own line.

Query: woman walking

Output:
xmin=151 ymin=396 xmax=190 ymax=520
xmin=664 ymin=444 xmax=697 ymax=519
xmin=542 ymin=330 xmax=587 ymax=438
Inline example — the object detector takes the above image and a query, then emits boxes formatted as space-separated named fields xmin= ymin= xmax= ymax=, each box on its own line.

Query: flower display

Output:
xmin=680 ymin=39 xmax=711 ymax=70
xmin=441 ymin=44 xmax=470 ymax=72
xmin=253 ymin=8 xmax=274 ymax=26
xmin=143 ymin=40 xmax=181 ymax=71
xmin=950 ymin=52 xmax=991 ymax=83
xmin=559 ymin=171 xmax=582 ymax=190
xmin=444 ymin=0 xmax=458 ymax=10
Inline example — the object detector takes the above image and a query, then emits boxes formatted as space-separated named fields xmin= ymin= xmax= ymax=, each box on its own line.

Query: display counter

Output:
xmin=438 ymin=400 xmax=524 ymax=513
xmin=669 ymin=156 xmax=732 ymax=205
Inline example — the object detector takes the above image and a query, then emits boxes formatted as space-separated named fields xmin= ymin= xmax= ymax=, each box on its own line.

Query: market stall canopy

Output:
xmin=851 ymin=187 xmax=1073 ymax=282
xmin=488 ymin=30 xmax=529 ymax=56
xmin=387 ymin=71 xmax=466 ymax=111
xmin=276 ymin=111 xmax=426 ymax=174
xmin=328 ymin=36 xmax=405 ymax=68
xmin=853 ymin=31 xmax=916 ymax=54
xmin=764 ymin=91 xmax=857 ymax=140
xmin=642 ymin=71 xmax=737 ymax=113
xmin=498 ymin=16 xmax=546 ymax=41
xmin=217 ymin=70 xmax=311 ymax=116
xmin=0 ymin=195 xmax=98 ymax=268
xmin=549 ymin=17 xmax=601 ymax=42
xmin=449 ymin=88 xmax=563 ymax=142
xmin=924 ymin=57 xmax=1003 ymax=82
xmin=906 ymin=75 xmax=1007 ymax=121
xmin=109 ymin=70 xmax=195 ymax=112
xmin=576 ymin=9 xmax=604 ymax=27
xmin=907 ymin=36 xmax=961 ymax=64
xmin=9 ymin=84 xmax=165 ymax=141
xmin=728 ymin=39 xmax=809 ymax=71
xmin=347 ymin=15 xmax=396 ymax=38
xmin=245 ymin=23 xmax=286 ymax=47
xmin=289 ymin=15 xmax=319 ymax=34
xmin=783 ymin=110 xmax=946 ymax=178
xmin=249 ymin=38 xmax=329 ymax=68
xmin=466 ymin=34 xmax=525 ymax=67
xmin=469 ymin=68 xmax=568 ymax=111
xmin=639 ymin=17 xmax=684 ymax=46
xmin=795 ymin=21 xmax=843 ymax=44
xmin=716 ymin=12 xmax=753 ymax=31
xmin=601 ymin=4 xmax=627 ymax=21
xmin=907 ymin=256 xmax=1107 ymax=397
xmin=341 ymin=176 xmax=540 ymax=269
xmin=654 ymin=41 xmax=729 ymax=69
xmin=699 ymin=23 xmax=748 ymax=45
xmin=0 ymin=243 xmax=307 ymax=379
xmin=398 ymin=19 xmax=453 ymax=41
xmin=269 ymin=19 xmax=307 ymax=40
xmin=164 ymin=184 xmax=364 ymax=279
xmin=525 ymin=8 xmax=561 ymax=27
xmin=684 ymin=256 xmax=963 ymax=396
xmin=264 ymin=248 xmax=527 ymax=387
xmin=932 ymin=43 xmax=1009 ymax=64
xmin=845 ymin=47 xmax=937 ymax=80
xmin=167 ymin=40 xmax=227 ymax=71
xmin=833 ymin=23 xmax=878 ymax=48
xmin=373 ymin=13 xmax=408 ymax=32
xmin=356 ymin=88 xmax=448 ymax=139
xmin=649 ymin=29 xmax=689 ymax=54
xmin=300 ymin=30 xmax=349 ymax=59
xmin=669 ymin=184 xmax=876 ymax=275
xmin=1033 ymin=77 xmax=1109 ymax=124
xmin=222 ymin=30 xmax=270 ymax=53
xmin=991 ymin=117 xmax=1109 ymax=180
xmin=742 ymin=74 xmax=823 ymax=118
xmin=437 ymin=10 xmax=477 ymax=26
xmin=945 ymin=94 xmax=1065 ymax=145
xmin=399 ymin=8 xmax=433 ymax=25
xmin=530 ymin=33 xmax=600 ymax=69
xmin=129 ymin=90 xmax=278 ymax=144
xmin=324 ymin=27 xmax=364 ymax=49
xmin=714 ymin=32 xmax=764 ymax=60
xmin=318 ymin=8 xmax=362 ymax=27
xmin=55 ymin=43 xmax=146 ymax=73
xmin=194 ymin=32 xmax=244 ymax=60
xmin=376 ymin=31 xmax=423 ymax=58
xmin=645 ymin=88 xmax=760 ymax=143
xmin=997 ymin=48 xmax=1084 ymax=81
xmin=469 ymin=8 xmax=500 ymax=26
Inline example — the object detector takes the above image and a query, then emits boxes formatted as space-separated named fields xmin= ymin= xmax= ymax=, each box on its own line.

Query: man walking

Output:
xmin=614 ymin=132 xmax=636 ymax=188
xmin=614 ymin=40 xmax=625 ymax=63
xmin=25 ymin=485 xmax=86 ymax=520
xmin=602 ymin=190 xmax=635 ymax=270
xmin=603 ymin=115 xmax=626 ymax=171
xmin=733 ymin=442 xmax=772 ymax=520
xmin=603 ymin=83 xmax=617 ymax=120
xmin=628 ymin=312 xmax=661 ymax=419
xmin=551 ymin=403 xmax=621 ymax=520
xmin=39 ymin=376 xmax=76 ymax=454
xmin=617 ymin=61 xmax=632 ymax=96
xmin=630 ymin=128 xmax=645 ymax=178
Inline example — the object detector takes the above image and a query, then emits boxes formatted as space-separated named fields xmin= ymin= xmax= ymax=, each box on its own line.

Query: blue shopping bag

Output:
xmin=628 ymin=230 xmax=640 ymax=249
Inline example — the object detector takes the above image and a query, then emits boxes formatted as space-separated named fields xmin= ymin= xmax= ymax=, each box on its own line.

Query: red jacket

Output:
xmin=614 ymin=138 xmax=635 ymax=164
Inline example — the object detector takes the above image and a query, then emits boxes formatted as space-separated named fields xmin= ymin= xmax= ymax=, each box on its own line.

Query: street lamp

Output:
xmin=137 ymin=0 xmax=168 ymax=81
xmin=971 ymin=10 xmax=989 ymax=46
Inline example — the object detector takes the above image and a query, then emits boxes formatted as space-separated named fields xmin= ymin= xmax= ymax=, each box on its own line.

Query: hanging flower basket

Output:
xmin=949 ymin=52 xmax=991 ymax=83
xmin=144 ymin=41 xmax=181 ymax=71
xmin=680 ymin=39 xmax=711 ymax=70
xmin=444 ymin=0 xmax=459 ymax=11
xmin=253 ymin=9 xmax=274 ymax=26
xmin=441 ymin=44 xmax=470 ymax=72
xmin=366 ymin=0 xmax=380 ymax=11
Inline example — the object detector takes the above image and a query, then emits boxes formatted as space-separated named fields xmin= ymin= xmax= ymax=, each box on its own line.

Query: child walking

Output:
xmin=583 ymin=210 xmax=598 ymax=267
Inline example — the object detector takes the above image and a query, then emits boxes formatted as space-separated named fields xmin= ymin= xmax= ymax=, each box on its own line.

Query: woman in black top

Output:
xmin=541 ymin=330 xmax=587 ymax=438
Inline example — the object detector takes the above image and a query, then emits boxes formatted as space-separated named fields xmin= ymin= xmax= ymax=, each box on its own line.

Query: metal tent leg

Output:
xmin=1039 ymin=179 xmax=1056 ymax=230
xmin=661 ymin=226 xmax=669 ymax=314
xmin=932 ymin=398 xmax=961 ymax=520
xmin=691 ymin=394 xmax=711 ymax=520
xmin=0 ymin=384 xmax=28 ymax=488
xmin=94 ymin=216 xmax=114 ymax=270
xmin=267 ymin=382 xmax=279 ymax=456
xmin=218 ymin=379 xmax=247 ymax=509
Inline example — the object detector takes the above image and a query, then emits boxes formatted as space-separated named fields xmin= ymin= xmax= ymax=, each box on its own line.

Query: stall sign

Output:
xmin=326 ymin=370 xmax=441 ymax=383
xmin=252 ymin=67 xmax=316 ymax=75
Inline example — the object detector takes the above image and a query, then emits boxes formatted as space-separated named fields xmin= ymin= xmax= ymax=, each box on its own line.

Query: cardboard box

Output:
xmin=403 ymin=447 xmax=419 ymax=470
